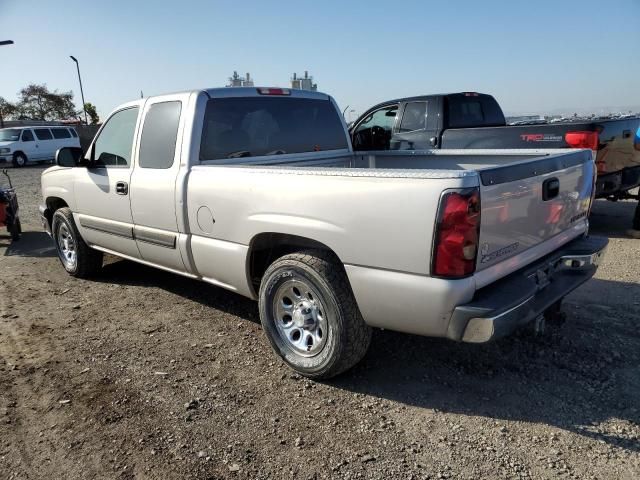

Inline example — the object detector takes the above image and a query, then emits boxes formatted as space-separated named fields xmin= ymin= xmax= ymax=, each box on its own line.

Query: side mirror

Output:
xmin=56 ymin=147 xmax=84 ymax=167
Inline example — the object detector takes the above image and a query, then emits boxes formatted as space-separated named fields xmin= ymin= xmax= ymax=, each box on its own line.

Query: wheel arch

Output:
xmin=44 ymin=197 xmax=69 ymax=229
xmin=247 ymin=232 xmax=345 ymax=296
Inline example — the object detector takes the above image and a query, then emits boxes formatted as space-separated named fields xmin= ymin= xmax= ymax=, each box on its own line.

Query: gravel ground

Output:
xmin=0 ymin=165 xmax=638 ymax=479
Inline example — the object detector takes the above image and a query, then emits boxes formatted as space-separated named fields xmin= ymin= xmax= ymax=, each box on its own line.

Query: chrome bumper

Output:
xmin=448 ymin=235 xmax=608 ymax=343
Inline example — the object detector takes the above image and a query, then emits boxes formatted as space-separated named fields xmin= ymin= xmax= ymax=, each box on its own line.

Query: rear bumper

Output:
xmin=448 ymin=235 xmax=608 ymax=343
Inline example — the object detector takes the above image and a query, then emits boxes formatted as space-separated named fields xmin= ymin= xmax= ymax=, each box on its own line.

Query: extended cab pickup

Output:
xmin=351 ymin=93 xmax=640 ymax=228
xmin=40 ymin=87 xmax=608 ymax=378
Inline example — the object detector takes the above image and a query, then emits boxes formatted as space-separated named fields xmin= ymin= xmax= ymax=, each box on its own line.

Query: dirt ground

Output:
xmin=0 ymin=165 xmax=638 ymax=480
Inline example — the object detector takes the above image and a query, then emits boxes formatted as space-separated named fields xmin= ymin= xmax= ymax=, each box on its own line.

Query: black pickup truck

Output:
xmin=351 ymin=93 xmax=640 ymax=228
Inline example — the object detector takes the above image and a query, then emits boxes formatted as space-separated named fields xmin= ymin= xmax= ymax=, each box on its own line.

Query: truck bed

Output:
xmin=203 ymin=149 xmax=583 ymax=177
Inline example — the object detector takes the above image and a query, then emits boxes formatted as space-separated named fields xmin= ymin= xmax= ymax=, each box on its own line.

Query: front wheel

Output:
xmin=12 ymin=153 xmax=27 ymax=168
xmin=259 ymin=250 xmax=371 ymax=379
xmin=52 ymin=207 xmax=103 ymax=278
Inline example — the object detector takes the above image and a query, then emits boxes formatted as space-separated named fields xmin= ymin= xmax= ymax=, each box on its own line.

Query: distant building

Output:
xmin=227 ymin=71 xmax=254 ymax=87
xmin=291 ymin=71 xmax=317 ymax=91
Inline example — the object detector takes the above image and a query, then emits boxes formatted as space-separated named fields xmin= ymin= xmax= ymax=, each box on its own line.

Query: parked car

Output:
xmin=351 ymin=93 xmax=640 ymax=228
xmin=40 ymin=87 xmax=607 ymax=378
xmin=0 ymin=126 xmax=80 ymax=167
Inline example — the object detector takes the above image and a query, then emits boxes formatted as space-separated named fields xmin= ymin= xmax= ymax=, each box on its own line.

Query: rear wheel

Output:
xmin=52 ymin=207 xmax=103 ymax=278
xmin=12 ymin=152 xmax=27 ymax=168
xmin=633 ymin=199 xmax=640 ymax=231
xmin=259 ymin=250 xmax=371 ymax=379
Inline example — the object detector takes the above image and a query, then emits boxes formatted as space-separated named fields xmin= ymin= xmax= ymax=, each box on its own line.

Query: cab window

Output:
xmin=21 ymin=130 xmax=34 ymax=142
xmin=399 ymin=102 xmax=427 ymax=132
xmin=92 ymin=107 xmax=139 ymax=167
xmin=352 ymin=105 xmax=398 ymax=151
xmin=139 ymin=101 xmax=182 ymax=169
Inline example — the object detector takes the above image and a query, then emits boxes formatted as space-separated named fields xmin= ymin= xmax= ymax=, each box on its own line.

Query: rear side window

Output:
xmin=34 ymin=128 xmax=53 ymax=140
xmin=21 ymin=130 xmax=34 ymax=142
xmin=69 ymin=128 xmax=78 ymax=138
xmin=51 ymin=128 xmax=71 ymax=139
xmin=200 ymin=97 xmax=348 ymax=161
xmin=399 ymin=102 xmax=427 ymax=132
xmin=446 ymin=95 xmax=505 ymax=128
xmin=139 ymin=101 xmax=182 ymax=169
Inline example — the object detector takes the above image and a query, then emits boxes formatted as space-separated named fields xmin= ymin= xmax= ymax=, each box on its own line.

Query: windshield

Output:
xmin=0 ymin=129 xmax=22 ymax=142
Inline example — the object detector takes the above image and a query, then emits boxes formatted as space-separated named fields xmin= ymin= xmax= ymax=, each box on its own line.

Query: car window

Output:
xmin=51 ymin=128 xmax=71 ymax=139
xmin=92 ymin=107 xmax=139 ymax=168
xmin=352 ymin=105 xmax=398 ymax=151
xmin=0 ymin=129 xmax=21 ymax=141
xmin=446 ymin=94 xmax=505 ymax=128
xmin=399 ymin=102 xmax=427 ymax=132
xmin=69 ymin=128 xmax=78 ymax=138
xmin=200 ymin=97 xmax=348 ymax=161
xmin=34 ymin=128 xmax=53 ymax=140
xmin=21 ymin=130 xmax=34 ymax=142
xmin=139 ymin=101 xmax=182 ymax=169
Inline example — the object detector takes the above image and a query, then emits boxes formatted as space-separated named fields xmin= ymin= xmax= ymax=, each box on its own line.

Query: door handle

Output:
xmin=115 ymin=181 xmax=128 ymax=195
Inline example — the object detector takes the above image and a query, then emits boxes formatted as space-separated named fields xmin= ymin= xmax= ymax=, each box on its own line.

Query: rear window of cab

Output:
xmin=199 ymin=97 xmax=348 ymax=161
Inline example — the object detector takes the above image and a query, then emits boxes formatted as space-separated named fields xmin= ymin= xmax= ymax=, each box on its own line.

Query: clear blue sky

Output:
xmin=1 ymin=0 xmax=639 ymax=120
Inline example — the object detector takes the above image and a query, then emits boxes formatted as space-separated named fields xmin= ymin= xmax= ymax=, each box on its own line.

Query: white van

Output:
xmin=0 ymin=126 xmax=81 ymax=167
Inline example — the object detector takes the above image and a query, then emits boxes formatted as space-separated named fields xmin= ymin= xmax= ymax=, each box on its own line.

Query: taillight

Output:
xmin=432 ymin=188 xmax=481 ymax=278
xmin=564 ymin=131 xmax=599 ymax=151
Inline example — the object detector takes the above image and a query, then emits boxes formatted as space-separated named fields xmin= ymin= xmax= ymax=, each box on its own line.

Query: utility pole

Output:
xmin=69 ymin=56 xmax=88 ymax=125
xmin=0 ymin=40 xmax=14 ymax=128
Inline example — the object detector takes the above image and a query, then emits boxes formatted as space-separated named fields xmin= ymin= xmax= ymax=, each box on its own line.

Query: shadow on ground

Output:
xmin=590 ymin=198 xmax=638 ymax=239
xmin=90 ymin=258 xmax=640 ymax=452
xmin=2 ymin=231 xmax=56 ymax=257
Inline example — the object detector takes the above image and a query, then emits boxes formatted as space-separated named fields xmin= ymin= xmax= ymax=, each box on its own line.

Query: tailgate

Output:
xmin=476 ymin=150 xmax=594 ymax=271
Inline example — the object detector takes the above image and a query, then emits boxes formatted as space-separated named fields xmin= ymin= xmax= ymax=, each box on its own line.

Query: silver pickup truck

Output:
xmin=40 ymin=87 xmax=608 ymax=378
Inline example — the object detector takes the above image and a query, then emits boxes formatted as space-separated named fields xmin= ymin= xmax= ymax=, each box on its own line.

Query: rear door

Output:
xmin=51 ymin=127 xmax=73 ymax=155
xmin=391 ymin=100 xmax=439 ymax=149
xmin=129 ymin=93 xmax=188 ymax=272
xmin=476 ymin=150 xmax=594 ymax=275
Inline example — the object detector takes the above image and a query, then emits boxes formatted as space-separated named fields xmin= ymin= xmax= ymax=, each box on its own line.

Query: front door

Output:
xmin=351 ymin=104 xmax=399 ymax=151
xmin=19 ymin=129 xmax=39 ymax=160
xmin=73 ymin=105 xmax=142 ymax=259
xmin=129 ymin=94 xmax=187 ymax=273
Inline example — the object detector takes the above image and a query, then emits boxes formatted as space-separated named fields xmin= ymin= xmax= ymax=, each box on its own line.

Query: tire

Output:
xmin=9 ymin=218 xmax=21 ymax=241
xmin=12 ymin=152 xmax=27 ymax=168
xmin=52 ymin=207 xmax=103 ymax=278
xmin=633 ymin=200 xmax=640 ymax=231
xmin=259 ymin=250 xmax=371 ymax=379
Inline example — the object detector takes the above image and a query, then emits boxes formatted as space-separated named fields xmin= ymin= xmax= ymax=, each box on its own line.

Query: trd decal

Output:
xmin=520 ymin=134 xmax=563 ymax=142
